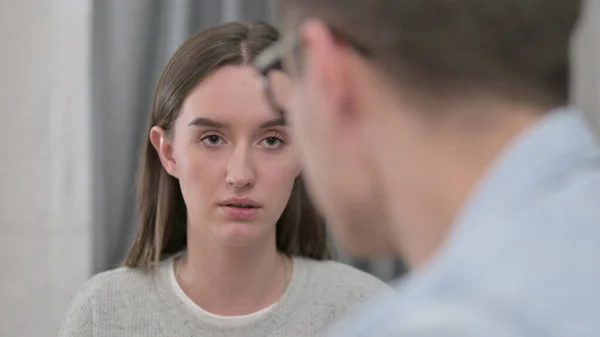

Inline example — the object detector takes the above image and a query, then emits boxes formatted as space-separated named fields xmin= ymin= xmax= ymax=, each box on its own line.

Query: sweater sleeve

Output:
xmin=59 ymin=284 xmax=95 ymax=337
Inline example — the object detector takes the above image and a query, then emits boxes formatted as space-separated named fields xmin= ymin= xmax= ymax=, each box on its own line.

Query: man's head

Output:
xmin=255 ymin=0 xmax=582 ymax=263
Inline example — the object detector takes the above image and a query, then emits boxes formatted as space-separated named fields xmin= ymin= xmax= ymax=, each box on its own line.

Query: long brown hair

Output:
xmin=122 ymin=21 xmax=329 ymax=270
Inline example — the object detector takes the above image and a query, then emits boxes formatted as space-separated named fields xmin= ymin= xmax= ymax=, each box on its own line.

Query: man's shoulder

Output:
xmin=518 ymin=163 xmax=600 ymax=250
xmin=536 ymin=162 xmax=600 ymax=216
xmin=329 ymin=294 xmax=530 ymax=337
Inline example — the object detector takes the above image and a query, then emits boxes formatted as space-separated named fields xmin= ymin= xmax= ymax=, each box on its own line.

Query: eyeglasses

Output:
xmin=254 ymin=32 xmax=300 ymax=117
xmin=253 ymin=27 xmax=370 ymax=118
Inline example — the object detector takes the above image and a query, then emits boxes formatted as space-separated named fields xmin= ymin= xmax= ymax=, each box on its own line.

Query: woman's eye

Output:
xmin=200 ymin=134 xmax=224 ymax=146
xmin=261 ymin=136 xmax=284 ymax=148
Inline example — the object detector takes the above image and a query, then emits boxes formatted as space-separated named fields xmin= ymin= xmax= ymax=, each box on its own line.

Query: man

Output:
xmin=255 ymin=0 xmax=600 ymax=336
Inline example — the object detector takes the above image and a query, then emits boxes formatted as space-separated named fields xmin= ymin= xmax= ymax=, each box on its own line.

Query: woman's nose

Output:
xmin=225 ymin=146 xmax=256 ymax=188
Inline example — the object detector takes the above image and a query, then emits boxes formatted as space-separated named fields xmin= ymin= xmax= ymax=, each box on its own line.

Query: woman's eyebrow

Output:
xmin=259 ymin=117 xmax=285 ymax=128
xmin=188 ymin=117 xmax=228 ymax=128
xmin=187 ymin=116 xmax=285 ymax=129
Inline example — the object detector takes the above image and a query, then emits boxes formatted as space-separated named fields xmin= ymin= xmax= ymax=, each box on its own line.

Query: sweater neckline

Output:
xmin=165 ymin=255 xmax=277 ymax=325
xmin=154 ymin=254 xmax=309 ymax=335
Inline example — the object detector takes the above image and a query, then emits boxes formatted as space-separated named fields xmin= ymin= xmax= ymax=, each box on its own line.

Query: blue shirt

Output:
xmin=331 ymin=108 xmax=600 ymax=337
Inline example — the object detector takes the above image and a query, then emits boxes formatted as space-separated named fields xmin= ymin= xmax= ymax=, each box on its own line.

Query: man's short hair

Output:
xmin=279 ymin=0 xmax=582 ymax=107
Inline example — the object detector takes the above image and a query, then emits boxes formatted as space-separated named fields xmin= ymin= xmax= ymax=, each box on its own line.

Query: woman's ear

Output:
xmin=149 ymin=126 xmax=179 ymax=178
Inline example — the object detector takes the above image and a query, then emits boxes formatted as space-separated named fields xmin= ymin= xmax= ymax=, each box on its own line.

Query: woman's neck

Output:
xmin=176 ymin=230 xmax=289 ymax=316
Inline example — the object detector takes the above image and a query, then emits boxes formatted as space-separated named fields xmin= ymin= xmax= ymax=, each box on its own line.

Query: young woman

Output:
xmin=60 ymin=21 xmax=388 ymax=337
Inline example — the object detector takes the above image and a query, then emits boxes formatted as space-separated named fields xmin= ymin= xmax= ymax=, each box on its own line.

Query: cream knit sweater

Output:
xmin=59 ymin=256 xmax=389 ymax=337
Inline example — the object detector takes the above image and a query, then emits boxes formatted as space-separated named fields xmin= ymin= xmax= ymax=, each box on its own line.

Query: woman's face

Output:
xmin=151 ymin=66 xmax=300 ymax=248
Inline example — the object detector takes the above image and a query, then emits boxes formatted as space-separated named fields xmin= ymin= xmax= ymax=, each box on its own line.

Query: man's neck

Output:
xmin=374 ymin=98 xmax=545 ymax=268
xmin=177 ymin=227 xmax=287 ymax=316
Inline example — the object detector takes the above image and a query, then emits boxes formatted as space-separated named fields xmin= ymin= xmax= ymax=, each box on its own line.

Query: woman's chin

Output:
xmin=213 ymin=222 xmax=271 ymax=247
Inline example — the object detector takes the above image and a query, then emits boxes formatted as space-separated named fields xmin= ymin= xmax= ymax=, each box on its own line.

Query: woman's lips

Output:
xmin=220 ymin=205 xmax=261 ymax=220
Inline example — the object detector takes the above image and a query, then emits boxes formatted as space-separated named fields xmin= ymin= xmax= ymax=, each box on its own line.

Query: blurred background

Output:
xmin=1 ymin=0 xmax=599 ymax=336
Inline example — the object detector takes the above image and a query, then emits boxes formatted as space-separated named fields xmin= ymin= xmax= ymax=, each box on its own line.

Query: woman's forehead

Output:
xmin=179 ymin=66 xmax=281 ymax=128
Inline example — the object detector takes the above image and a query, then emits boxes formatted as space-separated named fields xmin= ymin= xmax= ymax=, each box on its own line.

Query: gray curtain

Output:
xmin=91 ymin=0 xmax=403 ymax=280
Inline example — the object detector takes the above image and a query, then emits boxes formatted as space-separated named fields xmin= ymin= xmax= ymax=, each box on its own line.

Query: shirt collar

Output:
xmin=448 ymin=107 xmax=600 ymax=245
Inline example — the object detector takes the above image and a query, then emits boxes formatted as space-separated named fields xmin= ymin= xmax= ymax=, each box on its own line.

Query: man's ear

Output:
xmin=149 ymin=126 xmax=178 ymax=178
xmin=294 ymin=159 xmax=302 ymax=179
xmin=300 ymin=19 xmax=355 ymax=125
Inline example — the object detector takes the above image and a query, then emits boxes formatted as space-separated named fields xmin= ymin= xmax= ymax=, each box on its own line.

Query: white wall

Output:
xmin=0 ymin=0 xmax=92 ymax=336
xmin=573 ymin=0 xmax=600 ymax=131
